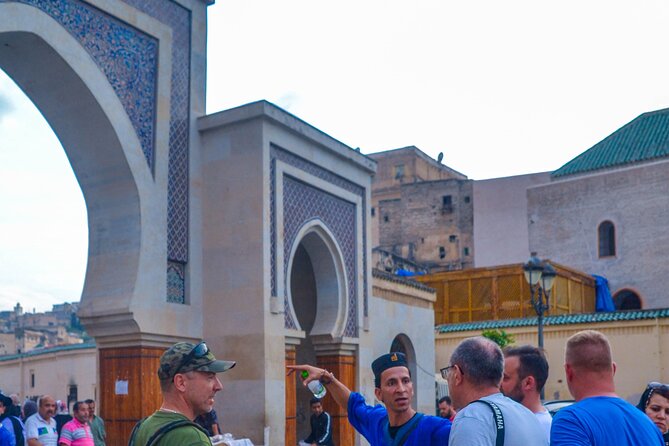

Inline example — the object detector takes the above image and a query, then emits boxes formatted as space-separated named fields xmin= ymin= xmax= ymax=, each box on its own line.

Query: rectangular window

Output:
xmin=449 ymin=235 xmax=457 ymax=243
xmin=394 ymin=164 xmax=405 ymax=180
xmin=371 ymin=207 xmax=375 ymax=217
xmin=463 ymin=247 xmax=470 ymax=256
xmin=439 ymin=246 xmax=446 ymax=259
xmin=30 ymin=371 xmax=35 ymax=388
xmin=464 ymin=196 xmax=471 ymax=203
xmin=383 ymin=215 xmax=389 ymax=223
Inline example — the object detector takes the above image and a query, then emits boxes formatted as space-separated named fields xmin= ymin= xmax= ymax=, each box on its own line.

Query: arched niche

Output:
xmin=390 ymin=333 xmax=418 ymax=407
xmin=287 ymin=222 xmax=348 ymax=341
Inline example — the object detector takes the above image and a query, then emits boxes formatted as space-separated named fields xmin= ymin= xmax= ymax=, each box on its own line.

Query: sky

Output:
xmin=2 ymin=0 xmax=669 ymax=312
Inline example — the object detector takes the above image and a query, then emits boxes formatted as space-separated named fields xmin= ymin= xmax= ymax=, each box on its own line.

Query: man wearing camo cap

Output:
xmin=129 ymin=341 xmax=235 ymax=446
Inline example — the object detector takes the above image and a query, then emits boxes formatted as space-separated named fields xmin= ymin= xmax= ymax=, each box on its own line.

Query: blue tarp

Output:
xmin=592 ymin=274 xmax=615 ymax=312
xmin=395 ymin=269 xmax=425 ymax=277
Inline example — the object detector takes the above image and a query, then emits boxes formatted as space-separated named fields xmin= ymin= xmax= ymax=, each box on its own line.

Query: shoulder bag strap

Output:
xmin=146 ymin=419 xmax=210 ymax=446
xmin=471 ymin=400 xmax=504 ymax=446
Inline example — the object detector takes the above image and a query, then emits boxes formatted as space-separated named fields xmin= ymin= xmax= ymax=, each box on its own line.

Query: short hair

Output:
xmin=84 ymin=399 xmax=94 ymax=405
xmin=565 ymin=330 xmax=612 ymax=372
xmin=438 ymin=396 xmax=452 ymax=405
xmin=38 ymin=396 xmax=53 ymax=408
xmin=504 ymin=344 xmax=549 ymax=392
xmin=310 ymin=397 xmax=322 ymax=406
xmin=450 ymin=336 xmax=503 ymax=387
xmin=73 ymin=401 xmax=87 ymax=412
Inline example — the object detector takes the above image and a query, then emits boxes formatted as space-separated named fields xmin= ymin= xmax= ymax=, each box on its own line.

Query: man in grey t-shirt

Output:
xmin=442 ymin=337 xmax=547 ymax=446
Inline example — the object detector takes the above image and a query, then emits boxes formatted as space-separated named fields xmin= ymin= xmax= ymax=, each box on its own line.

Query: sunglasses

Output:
xmin=176 ymin=341 xmax=209 ymax=374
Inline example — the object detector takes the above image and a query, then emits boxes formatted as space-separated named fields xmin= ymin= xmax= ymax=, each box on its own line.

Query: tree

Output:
xmin=482 ymin=329 xmax=515 ymax=349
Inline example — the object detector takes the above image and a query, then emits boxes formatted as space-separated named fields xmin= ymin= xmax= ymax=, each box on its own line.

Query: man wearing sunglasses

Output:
xmin=130 ymin=342 xmax=236 ymax=446
xmin=444 ymin=336 xmax=547 ymax=446
xmin=551 ymin=330 xmax=663 ymax=446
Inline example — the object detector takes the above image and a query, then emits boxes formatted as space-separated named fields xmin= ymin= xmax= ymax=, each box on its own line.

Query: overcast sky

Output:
xmin=2 ymin=0 xmax=669 ymax=312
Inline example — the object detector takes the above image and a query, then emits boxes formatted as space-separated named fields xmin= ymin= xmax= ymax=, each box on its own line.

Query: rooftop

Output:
xmin=553 ymin=108 xmax=669 ymax=178
xmin=436 ymin=308 xmax=669 ymax=334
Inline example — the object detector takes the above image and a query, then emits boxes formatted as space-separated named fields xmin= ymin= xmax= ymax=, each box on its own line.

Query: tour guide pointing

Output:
xmin=288 ymin=352 xmax=451 ymax=446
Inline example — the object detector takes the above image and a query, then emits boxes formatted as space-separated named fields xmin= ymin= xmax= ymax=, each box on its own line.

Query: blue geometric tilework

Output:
xmin=2 ymin=0 xmax=159 ymax=169
xmin=122 ymin=0 xmax=191 ymax=264
xmin=271 ymin=145 xmax=369 ymax=337
xmin=167 ymin=261 xmax=186 ymax=304
xmin=283 ymin=176 xmax=358 ymax=337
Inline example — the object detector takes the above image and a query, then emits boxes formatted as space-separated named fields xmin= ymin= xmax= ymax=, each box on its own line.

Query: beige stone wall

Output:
xmin=528 ymin=159 xmax=669 ymax=309
xmin=436 ymin=318 xmax=669 ymax=404
xmin=473 ymin=172 xmax=551 ymax=268
xmin=0 ymin=345 xmax=97 ymax=403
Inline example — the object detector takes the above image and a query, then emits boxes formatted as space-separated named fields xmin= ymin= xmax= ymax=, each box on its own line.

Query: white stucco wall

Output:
xmin=473 ymin=172 xmax=551 ymax=267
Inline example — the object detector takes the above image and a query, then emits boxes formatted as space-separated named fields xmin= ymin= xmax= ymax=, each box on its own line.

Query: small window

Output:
xmin=371 ymin=207 xmax=375 ymax=217
xmin=464 ymin=196 xmax=471 ymax=203
xmin=598 ymin=221 xmax=616 ymax=257
xmin=613 ymin=289 xmax=641 ymax=310
xmin=421 ymin=238 xmax=425 ymax=244
xmin=383 ymin=215 xmax=389 ymax=223
xmin=449 ymin=235 xmax=457 ymax=243
xmin=30 ymin=371 xmax=35 ymax=388
xmin=394 ymin=164 xmax=405 ymax=179
xmin=442 ymin=195 xmax=452 ymax=206
xmin=463 ymin=247 xmax=470 ymax=256
xmin=439 ymin=247 xmax=446 ymax=259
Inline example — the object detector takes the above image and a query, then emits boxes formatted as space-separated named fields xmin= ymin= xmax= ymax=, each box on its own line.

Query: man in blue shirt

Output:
xmin=289 ymin=352 xmax=450 ymax=446
xmin=551 ymin=330 xmax=664 ymax=446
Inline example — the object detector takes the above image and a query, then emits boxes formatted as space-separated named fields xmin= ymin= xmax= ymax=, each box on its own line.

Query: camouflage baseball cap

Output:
xmin=158 ymin=341 xmax=236 ymax=381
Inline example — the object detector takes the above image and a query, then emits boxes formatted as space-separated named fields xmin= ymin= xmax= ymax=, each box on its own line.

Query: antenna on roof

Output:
xmin=437 ymin=152 xmax=444 ymax=164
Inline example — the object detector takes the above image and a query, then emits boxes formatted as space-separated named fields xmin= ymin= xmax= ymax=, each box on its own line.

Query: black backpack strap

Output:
xmin=10 ymin=416 xmax=24 ymax=446
xmin=128 ymin=417 xmax=148 ymax=446
xmin=471 ymin=400 xmax=504 ymax=446
xmin=145 ymin=419 xmax=210 ymax=446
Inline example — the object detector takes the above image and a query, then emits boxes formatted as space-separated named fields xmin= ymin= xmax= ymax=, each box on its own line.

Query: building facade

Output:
xmin=369 ymin=147 xmax=474 ymax=271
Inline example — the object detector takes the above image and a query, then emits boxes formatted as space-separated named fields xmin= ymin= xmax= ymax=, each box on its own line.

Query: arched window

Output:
xmin=598 ymin=221 xmax=616 ymax=257
xmin=613 ymin=289 xmax=642 ymax=310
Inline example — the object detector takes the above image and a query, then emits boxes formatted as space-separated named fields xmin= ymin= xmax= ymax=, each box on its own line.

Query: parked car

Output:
xmin=543 ymin=399 xmax=575 ymax=416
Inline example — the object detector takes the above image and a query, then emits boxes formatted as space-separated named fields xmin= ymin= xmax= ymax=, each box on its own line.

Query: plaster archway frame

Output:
xmin=286 ymin=221 xmax=349 ymax=343
xmin=0 ymin=2 xmax=182 ymax=340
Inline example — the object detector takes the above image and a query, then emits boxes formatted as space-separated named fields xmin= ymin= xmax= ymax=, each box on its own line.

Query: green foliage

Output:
xmin=482 ymin=329 xmax=515 ymax=349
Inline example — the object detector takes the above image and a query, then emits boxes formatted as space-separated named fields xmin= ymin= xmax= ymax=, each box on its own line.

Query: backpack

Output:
xmin=128 ymin=417 xmax=210 ymax=446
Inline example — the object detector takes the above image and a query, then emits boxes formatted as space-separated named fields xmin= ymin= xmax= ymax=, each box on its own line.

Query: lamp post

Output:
xmin=522 ymin=255 xmax=557 ymax=350
xmin=523 ymin=255 xmax=556 ymax=400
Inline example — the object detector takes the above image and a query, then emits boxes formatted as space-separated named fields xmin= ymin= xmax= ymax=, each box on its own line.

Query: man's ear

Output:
xmin=173 ymin=373 xmax=187 ymax=392
xmin=564 ymin=363 xmax=574 ymax=382
xmin=374 ymin=387 xmax=382 ymax=403
xmin=523 ymin=375 xmax=536 ymax=392
xmin=611 ymin=361 xmax=617 ymax=376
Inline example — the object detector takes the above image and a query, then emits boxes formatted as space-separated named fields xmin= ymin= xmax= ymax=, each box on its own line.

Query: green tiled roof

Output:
xmin=553 ymin=108 xmax=669 ymax=178
xmin=435 ymin=308 xmax=669 ymax=334
xmin=0 ymin=342 xmax=96 ymax=362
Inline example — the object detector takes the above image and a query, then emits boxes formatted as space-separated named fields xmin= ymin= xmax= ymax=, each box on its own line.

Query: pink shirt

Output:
xmin=58 ymin=418 xmax=94 ymax=446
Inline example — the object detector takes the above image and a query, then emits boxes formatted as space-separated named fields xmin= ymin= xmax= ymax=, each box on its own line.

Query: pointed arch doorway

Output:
xmin=284 ymin=223 xmax=357 ymax=446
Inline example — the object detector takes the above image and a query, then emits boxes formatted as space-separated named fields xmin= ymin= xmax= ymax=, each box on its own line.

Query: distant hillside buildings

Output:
xmin=0 ymin=302 xmax=86 ymax=355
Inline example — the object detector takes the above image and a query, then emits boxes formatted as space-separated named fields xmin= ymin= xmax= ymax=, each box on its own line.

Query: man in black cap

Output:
xmin=129 ymin=341 xmax=235 ymax=446
xmin=0 ymin=393 xmax=24 ymax=446
xmin=288 ymin=352 xmax=451 ymax=446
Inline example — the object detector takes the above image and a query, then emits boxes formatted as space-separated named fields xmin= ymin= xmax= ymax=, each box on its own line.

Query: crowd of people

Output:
xmin=3 ymin=331 xmax=667 ymax=445
xmin=291 ymin=329 xmax=669 ymax=446
xmin=0 ymin=394 xmax=105 ymax=446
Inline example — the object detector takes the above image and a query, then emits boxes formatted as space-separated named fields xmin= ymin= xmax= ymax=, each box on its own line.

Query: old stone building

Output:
xmin=528 ymin=108 xmax=669 ymax=310
xmin=369 ymin=146 xmax=474 ymax=271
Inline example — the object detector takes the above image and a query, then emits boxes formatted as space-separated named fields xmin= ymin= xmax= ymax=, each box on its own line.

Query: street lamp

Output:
xmin=522 ymin=255 xmax=556 ymax=350
xmin=523 ymin=255 xmax=556 ymax=400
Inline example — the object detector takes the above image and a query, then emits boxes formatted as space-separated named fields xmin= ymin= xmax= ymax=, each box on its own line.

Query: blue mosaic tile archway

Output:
xmin=271 ymin=145 xmax=368 ymax=338
xmin=1 ymin=0 xmax=191 ymax=303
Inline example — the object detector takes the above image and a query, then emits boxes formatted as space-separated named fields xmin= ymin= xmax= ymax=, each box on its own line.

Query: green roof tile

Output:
xmin=553 ymin=108 xmax=669 ymax=178
xmin=435 ymin=309 xmax=669 ymax=334
xmin=0 ymin=342 xmax=96 ymax=362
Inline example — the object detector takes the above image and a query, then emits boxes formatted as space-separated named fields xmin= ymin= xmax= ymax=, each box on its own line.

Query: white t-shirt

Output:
xmin=450 ymin=392 xmax=548 ymax=446
xmin=25 ymin=413 xmax=58 ymax=446
xmin=534 ymin=409 xmax=552 ymax=444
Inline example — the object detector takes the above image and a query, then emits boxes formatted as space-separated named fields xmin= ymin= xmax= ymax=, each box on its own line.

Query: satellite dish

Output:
xmin=437 ymin=152 xmax=444 ymax=163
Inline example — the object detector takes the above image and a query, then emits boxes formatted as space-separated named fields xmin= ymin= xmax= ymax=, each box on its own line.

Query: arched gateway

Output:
xmin=2 ymin=2 xmax=379 ymax=445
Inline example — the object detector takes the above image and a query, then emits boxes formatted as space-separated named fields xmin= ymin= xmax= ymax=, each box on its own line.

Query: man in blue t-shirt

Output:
xmin=288 ymin=352 xmax=450 ymax=446
xmin=551 ymin=330 xmax=664 ymax=446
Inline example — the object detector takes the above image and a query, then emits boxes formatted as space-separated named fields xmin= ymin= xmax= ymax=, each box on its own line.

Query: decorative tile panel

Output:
xmin=167 ymin=261 xmax=186 ymax=304
xmin=3 ymin=0 xmax=158 ymax=169
xmin=121 ymin=0 xmax=191 ymax=264
xmin=271 ymin=145 xmax=369 ymax=337
xmin=283 ymin=176 xmax=358 ymax=336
